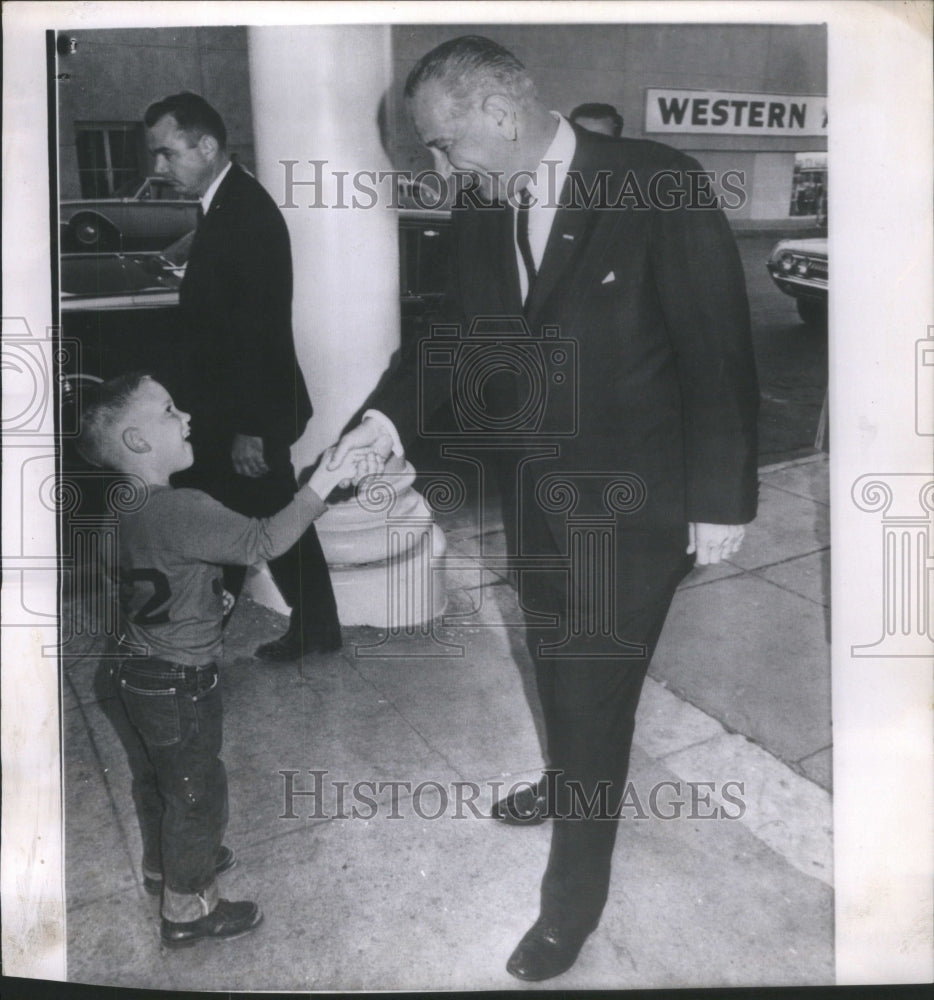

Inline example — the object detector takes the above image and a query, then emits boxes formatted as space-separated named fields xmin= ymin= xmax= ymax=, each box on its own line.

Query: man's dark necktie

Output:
xmin=196 ymin=204 xmax=205 ymax=227
xmin=516 ymin=187 xmax=536 ymax=309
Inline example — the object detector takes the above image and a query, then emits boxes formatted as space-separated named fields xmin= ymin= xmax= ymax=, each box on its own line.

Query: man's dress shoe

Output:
xmin=490 ymin=779 xmax=548 ymax=825
xmin=143 ymin=845 xmax=237 ymax=896
xmin=254 ymin=625 xmax=342 ymax=661
xmin=506 ymin=916 xmax=591 ymax=981
xmin=161 ymin=898 xmax=263 ymax=948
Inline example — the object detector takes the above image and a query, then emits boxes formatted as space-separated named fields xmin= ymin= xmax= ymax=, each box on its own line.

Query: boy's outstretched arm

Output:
xmin=169 ymin=447 xmax=388 ymax=569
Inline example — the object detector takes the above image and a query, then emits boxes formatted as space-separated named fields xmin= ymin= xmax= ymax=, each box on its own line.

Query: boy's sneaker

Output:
xmin=143 ymin=846 xmax=236 ymax=895
xmin=161 ymin=898 xmax=263 ymax=948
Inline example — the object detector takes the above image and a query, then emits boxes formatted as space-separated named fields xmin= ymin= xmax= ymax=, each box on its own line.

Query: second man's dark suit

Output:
xmin=174 ymin=163 xmax=340 ymax=644
xmin=368 ymin=124 xmax=759 ymax=934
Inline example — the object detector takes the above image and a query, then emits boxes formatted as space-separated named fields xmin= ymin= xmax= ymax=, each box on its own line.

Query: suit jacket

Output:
xmin=374 ymin=126 xmax=759 ymax=570
xmin=178 ymin=164 xmax=312 ymax=449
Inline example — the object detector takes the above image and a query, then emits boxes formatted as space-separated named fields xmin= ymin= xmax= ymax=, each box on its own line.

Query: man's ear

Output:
xmin=481 ymin=94 xmax=517 ymax=140
xmin=122 ymin=426 xmax=151 ymax=454
xmin=198 ymin=133 xmax=220 ymax=160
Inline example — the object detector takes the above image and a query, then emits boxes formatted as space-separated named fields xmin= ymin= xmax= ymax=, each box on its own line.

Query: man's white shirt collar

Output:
xmin=514 ymin=113 xmax=577 ymax=298
xmin=525 ymin=112 xmax=576 ymax=210
xmin=201 ymin=160 xmax=233 ymax=214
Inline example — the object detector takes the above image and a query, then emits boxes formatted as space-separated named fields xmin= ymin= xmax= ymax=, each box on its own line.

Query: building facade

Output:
xmin=388 ymin=22 xmax=827 ymax=225
xmin=56 ymin=22 xmax=826 ymax=222
xmin=57 ymin=26 xmax=254 ymax=199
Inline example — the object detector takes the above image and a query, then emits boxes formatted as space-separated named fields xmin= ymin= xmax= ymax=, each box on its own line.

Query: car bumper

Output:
xmin=767 ymin=270 xmax=827 ymax=300
xmin=61 ymin=289 xmax=181 ymax=312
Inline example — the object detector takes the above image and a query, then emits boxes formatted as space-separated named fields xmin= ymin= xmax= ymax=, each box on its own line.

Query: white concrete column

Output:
xmin=247 ymin=25 xmax=399 ymax=470
xmin=245 ymin=27 xmax=447 ymax=629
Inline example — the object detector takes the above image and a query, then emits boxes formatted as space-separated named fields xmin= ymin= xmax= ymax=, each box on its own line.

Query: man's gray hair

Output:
xmin=404 ymin=35 xmax=537 ymax=115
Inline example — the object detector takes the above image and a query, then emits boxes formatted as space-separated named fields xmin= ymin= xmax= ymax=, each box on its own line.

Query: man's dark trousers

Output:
xmin=520 ymin=516 xmax=692 ymax=935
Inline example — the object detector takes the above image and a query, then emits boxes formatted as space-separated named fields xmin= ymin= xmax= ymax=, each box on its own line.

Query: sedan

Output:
xmin=766 ymin=237 xmax=828 ymax=327
xmin=60 ymin=177 xmax=199 ymax=252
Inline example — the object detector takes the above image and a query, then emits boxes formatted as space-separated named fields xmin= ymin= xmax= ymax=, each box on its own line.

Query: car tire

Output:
xmin=796 ymin=297 xmax=827 ymax=328
xmin=69 ymin=213 xmax=119 ymax=252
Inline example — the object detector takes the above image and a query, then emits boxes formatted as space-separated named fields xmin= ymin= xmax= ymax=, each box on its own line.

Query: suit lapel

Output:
xmin=187 ymin=164 xmax=238 ymax=265
xmin=200 ymin=163 xmax=241 ymax=233
xmin=460 ymin=202 xmax=523 ymax=317
xmin=525 ymin=131 xmax=603 ymax=325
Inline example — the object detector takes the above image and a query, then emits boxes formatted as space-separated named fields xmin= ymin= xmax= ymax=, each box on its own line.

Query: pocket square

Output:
xmin=601 ymin=271 xmax=616 ymax=284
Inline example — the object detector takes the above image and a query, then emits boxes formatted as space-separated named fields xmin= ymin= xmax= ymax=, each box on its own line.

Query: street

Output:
xmin=736 ymin=230 xmax=829 ymax=465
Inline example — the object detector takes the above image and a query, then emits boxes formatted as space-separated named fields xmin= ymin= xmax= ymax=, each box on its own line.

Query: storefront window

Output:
xmin=789 ymin=151 xmax=827 ymax=218
xmin=75 ymin=122 xmax=143 ymax=198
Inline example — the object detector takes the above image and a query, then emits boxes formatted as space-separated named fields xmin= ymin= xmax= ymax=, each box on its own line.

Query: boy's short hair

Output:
xmin=143 ymin=91 xmax=228 ymax=149
xmin=76 ymin=371 xmax=153 ymax=469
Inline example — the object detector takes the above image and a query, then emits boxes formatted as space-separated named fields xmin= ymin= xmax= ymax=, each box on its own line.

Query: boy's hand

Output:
xmin=329 ymin=444 xmax=387 ymax=483
xmin=330 ymin=419 xmax=394 ymax=487
xmin=309 ymin=445 xmax=386 ymax=499
xmin=351 ymin=449 xmax=386 ymax=482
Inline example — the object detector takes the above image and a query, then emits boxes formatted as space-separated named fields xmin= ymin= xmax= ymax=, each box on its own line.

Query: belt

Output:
xmin=118 ymin=655 xmax=216 ymax=677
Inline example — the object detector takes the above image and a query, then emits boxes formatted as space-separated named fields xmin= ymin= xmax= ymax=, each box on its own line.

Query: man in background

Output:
xmin=144 ymin=92 xmax=341 ymax=660
xmin=569 ymin=101 xmax=624 ymax=137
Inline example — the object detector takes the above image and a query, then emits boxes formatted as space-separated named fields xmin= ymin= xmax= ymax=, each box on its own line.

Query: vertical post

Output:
xmin=247 ymin=25 xmax=400 ymax=470
xmin=246 ymin=27 xmax=449 ymax=629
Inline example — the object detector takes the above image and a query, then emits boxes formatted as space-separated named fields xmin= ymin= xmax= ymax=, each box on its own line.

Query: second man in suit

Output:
xmin=145 ymin=92 xmax=342 ymax=659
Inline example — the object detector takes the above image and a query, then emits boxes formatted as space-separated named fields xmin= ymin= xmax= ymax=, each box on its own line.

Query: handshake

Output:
xmin=307 ymin=416 xmax=397 ymax=499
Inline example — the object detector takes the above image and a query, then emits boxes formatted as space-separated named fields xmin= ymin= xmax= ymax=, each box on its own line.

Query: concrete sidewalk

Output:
xmin=62 ymin=452 xmax=832 ymax=991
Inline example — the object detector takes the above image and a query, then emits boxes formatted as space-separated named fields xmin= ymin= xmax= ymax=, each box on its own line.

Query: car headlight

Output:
xmin=794 ymin=258 xmax=809 ymax=276
xmin=779 ymin=253 xmax=794 ymax=273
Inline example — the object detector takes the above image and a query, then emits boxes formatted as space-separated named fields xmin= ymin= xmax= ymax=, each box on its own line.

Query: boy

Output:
xmin=77 ymin=372 xmax=378 ymax=947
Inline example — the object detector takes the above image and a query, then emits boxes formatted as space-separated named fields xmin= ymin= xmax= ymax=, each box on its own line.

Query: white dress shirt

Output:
xmin=513 ymin=113 xmax=577 ymax=303
xmin=200 ymin=160 xmax=233 ymax=215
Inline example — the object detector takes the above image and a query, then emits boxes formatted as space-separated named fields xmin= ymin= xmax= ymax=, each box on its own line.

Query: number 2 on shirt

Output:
xmin=123 ymin=568 xmax=172 ymax=626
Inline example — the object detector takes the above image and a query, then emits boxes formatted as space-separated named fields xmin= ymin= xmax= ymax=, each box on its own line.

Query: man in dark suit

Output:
xmin=144 ymin=92 xmax=341 ymax=659
xmin=332 ymin=36 xmax=758 ymax=981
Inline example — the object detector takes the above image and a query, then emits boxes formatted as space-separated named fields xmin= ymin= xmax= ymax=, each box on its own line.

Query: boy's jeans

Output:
xmin=114 ymin=658 xmax=228 ymax=919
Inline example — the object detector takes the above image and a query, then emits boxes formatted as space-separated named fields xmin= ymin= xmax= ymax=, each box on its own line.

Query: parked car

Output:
xmin=60 ymin=231 xmax=191 ymax=312
xmin=766 ymin=237 xmax=828 ymax=327
xmin=60 ymin=210 xmax=452 ymax=325
xmin=60 ymin=177 xmax=199 ymax=252
xmin=60 ymin=250 xmax=184 ymax=311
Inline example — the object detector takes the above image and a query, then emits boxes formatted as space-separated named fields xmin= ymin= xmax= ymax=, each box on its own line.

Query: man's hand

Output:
xmin=221 ymin=589 xmax=236 ymax=617
xmin=687 ymin=522 xmax=746 ymax=565
xmin=231 ymin=434 xmax=269 ymax=478
xmin=329 ymin=419 xmax=394 ymax=487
